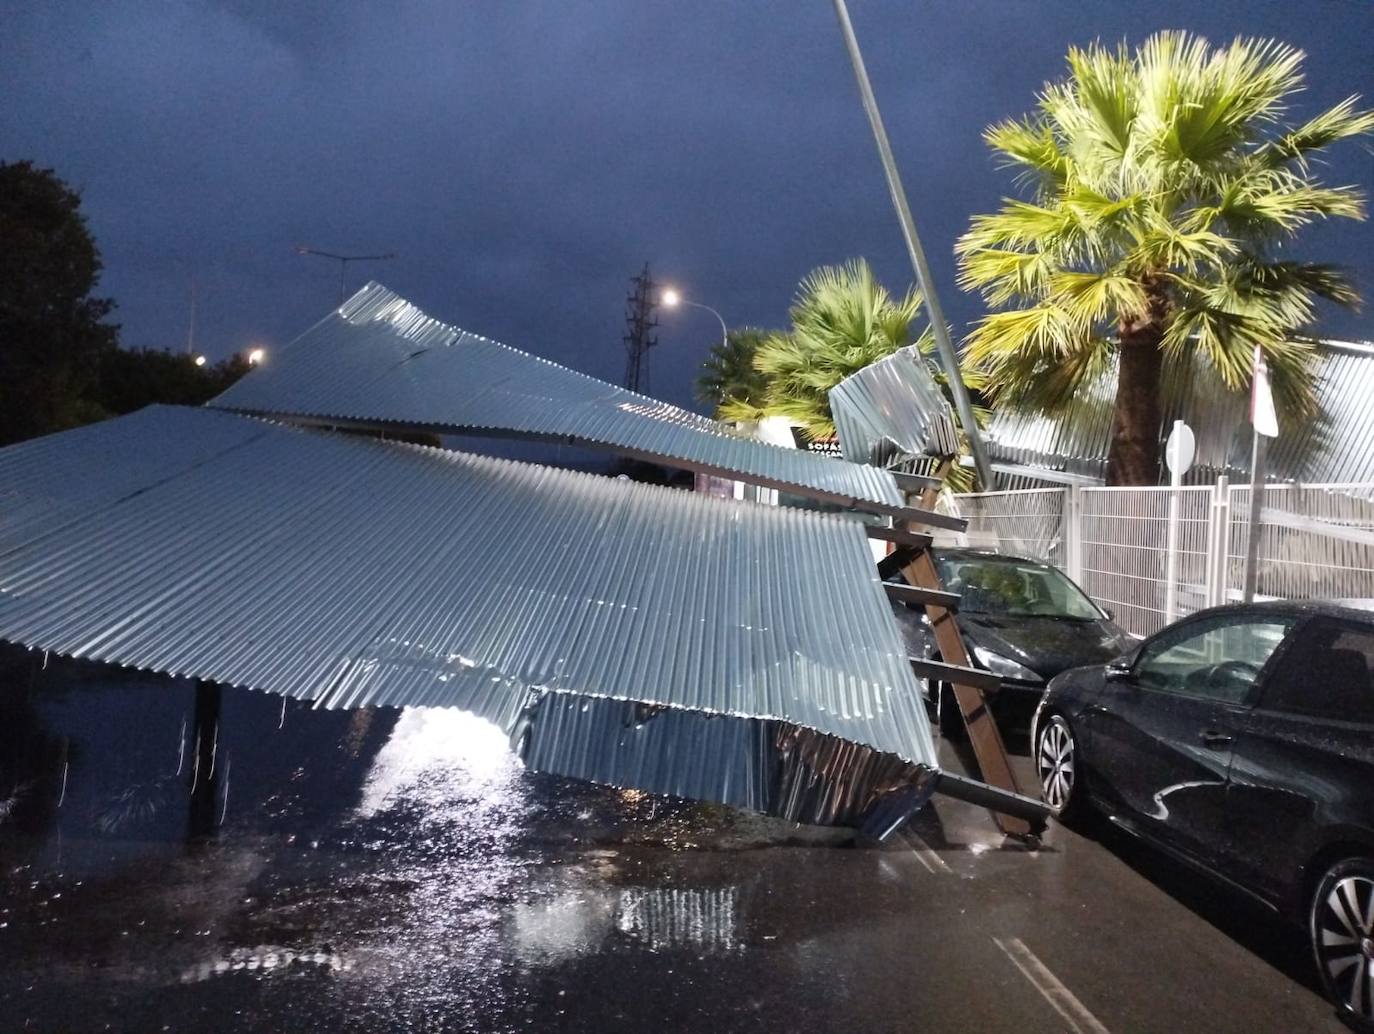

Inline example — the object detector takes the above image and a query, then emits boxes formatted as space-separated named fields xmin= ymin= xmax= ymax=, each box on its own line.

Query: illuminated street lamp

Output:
xmin=660 ymin=287 xmax=728 ymax=351
xmin=247 ymin=348 xmax=265 ymax=366
xmin=194 ymin=355 xmax=207 ymax=368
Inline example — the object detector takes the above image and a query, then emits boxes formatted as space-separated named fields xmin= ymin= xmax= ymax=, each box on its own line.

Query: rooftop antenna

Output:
xmin=294 ymin=246 xmax=398 ymax=305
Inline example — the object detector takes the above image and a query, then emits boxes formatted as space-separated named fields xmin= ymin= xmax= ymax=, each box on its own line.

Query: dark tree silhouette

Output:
xmin=92 ymin=349 xmax=251 ymax=416
xmin=0 ymin=160 xmax=118 ymax=445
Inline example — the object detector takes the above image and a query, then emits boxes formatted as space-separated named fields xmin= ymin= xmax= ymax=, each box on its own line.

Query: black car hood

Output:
xmin=958 ymin=613 xmax=1132 ymax=681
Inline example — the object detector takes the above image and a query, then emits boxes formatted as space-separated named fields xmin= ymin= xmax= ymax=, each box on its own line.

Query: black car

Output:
xmin=1032 ymin=601 xmax=1374 ymax=1030
xmin=889 ymin=548 xmax=1133 ymax=731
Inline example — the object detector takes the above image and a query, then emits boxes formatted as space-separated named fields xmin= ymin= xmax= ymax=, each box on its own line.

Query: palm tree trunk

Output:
xmin=1106 ymin=288 xmax=1168 ymax=486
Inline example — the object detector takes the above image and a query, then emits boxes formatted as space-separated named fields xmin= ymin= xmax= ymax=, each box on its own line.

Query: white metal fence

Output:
xmin=952 ymin=481 xmax=1374 ymax=637
xmin=950 ymin=488 xmax=1068 ymax=570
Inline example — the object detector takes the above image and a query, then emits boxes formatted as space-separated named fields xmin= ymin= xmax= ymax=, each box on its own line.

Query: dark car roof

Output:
xmin=1177 ymin=599 xmax=1374 ymax=625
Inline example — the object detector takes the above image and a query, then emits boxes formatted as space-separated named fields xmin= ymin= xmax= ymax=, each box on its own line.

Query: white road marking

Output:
xmin=908 ymin=845 xmax=934 ymax=873
xmin=903 ymin=830 xmax=952 ymax=874
xmin=993 ymin=936 xmax=1111 ymax=1034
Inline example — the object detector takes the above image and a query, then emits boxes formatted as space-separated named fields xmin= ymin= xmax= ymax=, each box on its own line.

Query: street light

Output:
xmin=193 ymin=355 xmax=207 ymax=368
xmin=660 ymin=287 xmax=728 ymax=351
xmin=247 ymin=348 xmax=265 ymax=365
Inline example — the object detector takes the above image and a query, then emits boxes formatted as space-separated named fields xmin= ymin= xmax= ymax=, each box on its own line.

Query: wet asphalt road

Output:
xmin=0 ymin=652 xmax=1351 ymax=1032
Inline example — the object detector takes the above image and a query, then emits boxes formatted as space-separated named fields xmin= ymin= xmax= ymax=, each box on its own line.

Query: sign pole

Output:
xmin=1164 ymin=452 xmax=1183 ymax=623
xmin=1242 ymin=345 xmax=1278 ymax=604
xmin=1242 ymin=430 xmax=1267 ymax=603
xmin=1163 ymin=420 xmax=1194 ymax=623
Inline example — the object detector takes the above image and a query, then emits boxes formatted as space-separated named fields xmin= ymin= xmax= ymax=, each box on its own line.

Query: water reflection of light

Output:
xmin=617 ymin=886 xmax=741 ymax=952
xmin=331 ymin=706 xmax=532 ymax=1023
xmin=354 ymin=707 xmax=519 ymax=820
xmin=511 ymin=885 xmax=741 ymax=962
xmin=511 ymin=890 xmax=617 ymax=962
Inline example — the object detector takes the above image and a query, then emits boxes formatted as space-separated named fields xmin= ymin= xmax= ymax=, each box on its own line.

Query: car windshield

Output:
xmin=934 ymin=555 xmax=1103 ymax=619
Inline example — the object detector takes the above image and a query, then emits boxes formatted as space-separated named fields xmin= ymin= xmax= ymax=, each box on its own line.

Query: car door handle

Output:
xmin=1200 ymin=730 xmax=1233 ymax=748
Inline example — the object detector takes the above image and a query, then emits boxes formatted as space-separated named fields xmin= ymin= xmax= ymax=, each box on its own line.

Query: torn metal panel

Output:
xmin=519 ymin=696 xmax=936 ymax=829
xmin=0 ymin=406 xmax=938 ymax=828
xmin=830 ymin=345 xmax=960 ymax=466
xmin=208 ymin=282 xmax=905 ymax=511
xmin=986 ymin=340 xmax=1374 ymax=485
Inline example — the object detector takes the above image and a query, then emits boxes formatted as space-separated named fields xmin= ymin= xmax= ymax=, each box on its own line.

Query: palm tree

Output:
xmin=728 ymin=258 xmax=986 ymax=489
xmin=725 ymin=259 xmax=930 ymax=437
xmin=957 ymin=32 xmax=1374 ymax=484
xmin=695 ymin=328 xmax=770 ymax=418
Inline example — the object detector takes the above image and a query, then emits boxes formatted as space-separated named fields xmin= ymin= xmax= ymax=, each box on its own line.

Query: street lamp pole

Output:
xmin=661 ymin=289 xmax=728 ymax=351
xmin=294 ymin=246 xmax=398 ymax=305
xmin=830 ymin=0 xmax=994 ymax=490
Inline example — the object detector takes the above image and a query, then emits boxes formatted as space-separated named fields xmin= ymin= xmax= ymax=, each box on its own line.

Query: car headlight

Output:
xmin=971 ymin=645 xmax=1042 ymax=683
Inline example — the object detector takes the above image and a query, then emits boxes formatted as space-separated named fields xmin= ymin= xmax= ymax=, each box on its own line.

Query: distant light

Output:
xmin=193 ymin=355 xmax=207 ymax=367
xmin=661 ymin=288 xmax=681 ymax=308
xmin=247 ymin=348 xmax=265 ymax=365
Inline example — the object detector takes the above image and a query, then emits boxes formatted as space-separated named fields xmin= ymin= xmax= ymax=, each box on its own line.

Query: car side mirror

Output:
xmin=1105 ymin=648 xmax=1138 ymax=681
xmin=1101 ymin=607 xmax=1115 ymax=621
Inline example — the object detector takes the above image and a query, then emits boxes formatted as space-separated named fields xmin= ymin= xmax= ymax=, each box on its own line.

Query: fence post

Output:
xmin=1065 ymin=485 xmax=1083 ymax=584
xmin=1205 ymin=476 xmax=1230 ymax=607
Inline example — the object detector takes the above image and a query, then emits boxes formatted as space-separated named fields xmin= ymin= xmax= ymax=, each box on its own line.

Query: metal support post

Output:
xmin=1064 ymin=485 xmax=1083 ymax=585
xmin=1164 ymin=466 xmax=1183 ymax=622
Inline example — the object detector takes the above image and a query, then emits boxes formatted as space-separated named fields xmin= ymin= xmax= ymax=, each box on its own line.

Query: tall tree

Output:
xmin=0 ymin=161 xmax=118 ymax=444
xmin=695 ymin=328 xmax=770 ymax=418
xmin=957 ymin=33 xmax=1374 ymax=484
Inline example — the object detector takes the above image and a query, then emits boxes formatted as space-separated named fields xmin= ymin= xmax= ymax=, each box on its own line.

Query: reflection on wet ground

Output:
xmin=0 ymin=647 xmax=1350 ymax=1033
xmin=0 ymin=649 xmax=849 ymax=1032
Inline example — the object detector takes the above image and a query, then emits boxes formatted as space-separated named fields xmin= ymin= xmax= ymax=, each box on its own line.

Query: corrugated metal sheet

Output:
xmin=0 ymin=406 xmax=936 ymax=827
xmin=987 ymin=340 xmax=1374 ymax=485
xmin=830 ymin=345 xmax=960 ymax=466
xmin=210 ymin=283 xmax=904 ymax=511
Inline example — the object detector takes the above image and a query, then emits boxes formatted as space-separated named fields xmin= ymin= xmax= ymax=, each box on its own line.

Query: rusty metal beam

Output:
xmin=899 ymin=546 xmax=1032 ymax=838
xmin=865 ymin=525 xmax=933 ymax=550
xmin=885 ymin=583 xmax=960 ymax=610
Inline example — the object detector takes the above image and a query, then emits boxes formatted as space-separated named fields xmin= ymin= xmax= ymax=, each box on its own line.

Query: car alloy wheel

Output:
xmin=1311 ymin=859 xmax=1374 ymax=1028
xmin=1036 ymin=715 xmax=1077 ymax=815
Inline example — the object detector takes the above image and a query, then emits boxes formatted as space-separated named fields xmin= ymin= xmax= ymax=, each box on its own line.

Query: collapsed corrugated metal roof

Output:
xmin=987 ymin=340 xmax=1374 ymax=486
xmin=209 ymin=283 xmax=906 ymax=512
xmin=0 ymin=406 xmax=936 ymax=828
xmin=830 ymin=345 xmax=960 ymax=466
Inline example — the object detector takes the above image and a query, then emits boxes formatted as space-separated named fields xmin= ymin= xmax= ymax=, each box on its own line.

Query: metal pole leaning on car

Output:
xmin=830 ymin=0 xmax=995 ymax=491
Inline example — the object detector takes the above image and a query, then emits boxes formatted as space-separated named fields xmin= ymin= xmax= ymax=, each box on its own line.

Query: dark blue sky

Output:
xmin=4 ymin=1 xmax=1373 ymax=410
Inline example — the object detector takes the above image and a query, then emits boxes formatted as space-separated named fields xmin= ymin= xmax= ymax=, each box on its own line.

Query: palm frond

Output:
xmin=1046 ymin=270 xmax=1150 ymax=327
xmin=964 ymin=303 xmax=1082 ymax=369
xmin=1258 ymin=95 xmax=1374 ymax=168
xmin=985 ymin=117 xmax=1069 ymax=197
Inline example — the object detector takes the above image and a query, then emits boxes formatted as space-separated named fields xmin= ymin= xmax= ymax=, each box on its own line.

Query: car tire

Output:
xmin=1310 ymin=856 xmax=1374 ymax=1031
xmin=1035 ymin=713 xmax=1088 ymax=824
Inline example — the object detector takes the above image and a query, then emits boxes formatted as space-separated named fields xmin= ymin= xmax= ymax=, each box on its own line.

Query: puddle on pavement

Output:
xmin=0 ymin=646 xmax=857 ymax=1031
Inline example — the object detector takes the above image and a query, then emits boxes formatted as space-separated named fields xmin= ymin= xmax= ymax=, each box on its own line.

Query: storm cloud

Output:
xmin=4 ymin=0 xmax=1372 ymax=409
